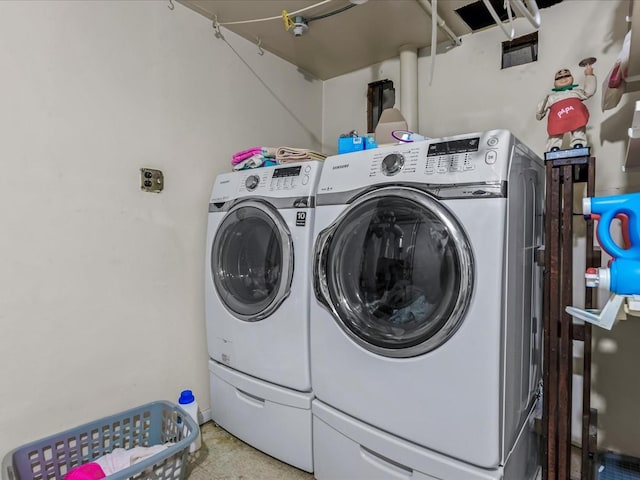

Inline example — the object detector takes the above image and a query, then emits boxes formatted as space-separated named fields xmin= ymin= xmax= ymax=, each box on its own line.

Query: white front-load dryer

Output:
xmin=205 ymin=161 xmax=322 ymax=472
xmin=310 ymin=130 xmax=543 ymax=477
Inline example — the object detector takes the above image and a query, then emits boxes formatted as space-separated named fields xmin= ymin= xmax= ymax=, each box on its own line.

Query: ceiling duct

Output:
xmin=456 ymin=0 xmax=563 ymax=32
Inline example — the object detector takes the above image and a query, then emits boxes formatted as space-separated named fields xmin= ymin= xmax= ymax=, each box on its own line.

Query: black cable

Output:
xmin=306 ymin=3 xmax=356 ymax=23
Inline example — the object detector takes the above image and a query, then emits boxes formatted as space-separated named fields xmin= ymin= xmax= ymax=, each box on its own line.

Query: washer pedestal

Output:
xmin=312 ymin=399 xmax=541 ymax=480
xmin=209 ymin=361 xmax=313 ymax=472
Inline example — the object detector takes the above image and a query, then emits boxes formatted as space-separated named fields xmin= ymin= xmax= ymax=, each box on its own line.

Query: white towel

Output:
xmin=95 ymin=444 xmax=170 ymax=475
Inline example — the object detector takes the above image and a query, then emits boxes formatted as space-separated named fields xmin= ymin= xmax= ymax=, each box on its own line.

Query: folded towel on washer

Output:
xmin=233 ymin=154 xmax=278 ymax=171
xmin=232 ymin=147 xmax=262 ymax=164
xmin=232 ymin=146 xmax=324 ymax=166
xmin=275 ymin=147 xmax=326 ymax=164
xmin=231 ymin=147 xmax=277 ymax=165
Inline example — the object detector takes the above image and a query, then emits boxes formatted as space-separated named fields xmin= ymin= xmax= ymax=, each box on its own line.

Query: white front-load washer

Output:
xmin=205 ymin=161 xmax=322 ymax=472
xmin=310 ymin=130 xmax=543 ymax=476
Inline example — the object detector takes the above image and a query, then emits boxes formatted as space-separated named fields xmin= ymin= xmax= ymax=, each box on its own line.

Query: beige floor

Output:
xmin=186 ymin=421 xmax=314 ymax=480
xmin=186 ymin=421 xmax=585 ymax=480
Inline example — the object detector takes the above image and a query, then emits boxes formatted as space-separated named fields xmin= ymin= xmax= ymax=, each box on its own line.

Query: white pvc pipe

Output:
xmin=481 ymin=0 xmax=515 ymax=40
xmin=399 ymin=45 xmax=418 ymax=133
xmin=511 ymin=0 xmax=541 ymax=28
xmin=415 ymin=0 xmax=462 ymax=47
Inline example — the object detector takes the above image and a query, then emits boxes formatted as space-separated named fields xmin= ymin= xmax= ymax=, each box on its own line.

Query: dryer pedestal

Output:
xmin=312 ymin=399 xmax=541 ymax=480
xmin=208 ymin=360 xmax=314 ymax=472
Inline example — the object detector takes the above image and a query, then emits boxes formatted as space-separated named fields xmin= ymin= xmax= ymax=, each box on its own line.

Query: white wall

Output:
xmin=2 ymin=0 xmax=638 ymax=463
xmin=323 ymin=0 xmax=640 ymax=457
xmin=0 ymin=0 xmax=322 ymax=457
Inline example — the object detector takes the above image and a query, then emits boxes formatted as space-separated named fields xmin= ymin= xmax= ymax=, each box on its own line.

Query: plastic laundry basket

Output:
xmin=2 ymin=401 xmax=198 ymax=480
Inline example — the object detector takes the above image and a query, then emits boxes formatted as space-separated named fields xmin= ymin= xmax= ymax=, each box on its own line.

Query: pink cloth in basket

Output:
xmin=65 ymin=444 xmax=170 ymax=480
xmin=65 ymin=463 xmax=105 ymax=480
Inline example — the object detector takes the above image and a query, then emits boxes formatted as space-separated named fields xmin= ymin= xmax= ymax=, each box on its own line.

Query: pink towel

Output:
xmin=232 ymin=147 xmax=263 ymax=164
xmin=232 ymin=147 xmax=278 ymax=165
xmin=65 ymin=463 xmax=105 ymax=480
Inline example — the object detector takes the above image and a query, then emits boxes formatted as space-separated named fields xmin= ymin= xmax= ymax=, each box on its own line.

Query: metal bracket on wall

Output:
xmin=140 ymin=168 xmax=164 ymax=193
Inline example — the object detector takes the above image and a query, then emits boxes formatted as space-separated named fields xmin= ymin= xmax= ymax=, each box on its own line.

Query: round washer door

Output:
xmin=212 ymin=199 xmax=293 ymax=322
xmin=314 ymin=186 xmax=474 ymax=357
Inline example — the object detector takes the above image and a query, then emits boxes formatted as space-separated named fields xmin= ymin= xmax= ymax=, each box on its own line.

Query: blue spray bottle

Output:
xmin=566 ymin=192 xmax=640 ymax=329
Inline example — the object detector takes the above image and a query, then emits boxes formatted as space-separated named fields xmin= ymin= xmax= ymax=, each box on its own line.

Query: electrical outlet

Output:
xmin=140 ymin=168 xmax=163 ymax=193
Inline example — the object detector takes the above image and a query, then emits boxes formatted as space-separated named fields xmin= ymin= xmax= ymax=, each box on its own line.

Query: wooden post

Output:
xmin=542 ymin=151 xmax=597 ymax=480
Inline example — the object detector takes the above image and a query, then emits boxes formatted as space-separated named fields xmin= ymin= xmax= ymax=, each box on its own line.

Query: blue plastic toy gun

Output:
xmin=566 ymin=192 xmax=640 ymax=329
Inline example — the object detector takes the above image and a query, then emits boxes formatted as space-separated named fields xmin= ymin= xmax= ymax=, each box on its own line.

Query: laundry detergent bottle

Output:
xmin=178 ymin=389 xmax=202 ymax=453
xmin=584 ymin=192 xmax=640 ymax=261
xmin=566 ymin=192 xmax=640 ymax=329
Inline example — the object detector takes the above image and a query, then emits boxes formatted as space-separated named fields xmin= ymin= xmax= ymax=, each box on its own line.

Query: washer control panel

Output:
xmin=316 ymin=130 xmax=541 ymax=196
xmin=210 ymin=161 xmax=323 ymax=203
xmin=239 ymin=165 xmax=309 ymax=193
xmin=425 ymin=135 xmax=480 ymax=174
xmin=268 ymin=165 xmax=308 ymax=191
xmin=362 ymin=132 xmax=509 ymax=181
xmin=422 ymin=133 xmax=511 ymax=174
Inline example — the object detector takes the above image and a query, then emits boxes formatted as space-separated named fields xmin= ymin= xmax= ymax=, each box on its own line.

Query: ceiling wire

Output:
xmin=216 ymin=0 xmax=334 ymax=26
xmin=306 ymin=3 xmax=356 ymax=23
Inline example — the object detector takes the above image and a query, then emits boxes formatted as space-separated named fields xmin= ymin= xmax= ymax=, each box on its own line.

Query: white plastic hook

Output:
xmin=565 ymin=295 xmax=625 ymax=330
xmin=213 ymin=15 xmax=223 ymax=38
xmin=255 ymin=37 xmax=264 ymax=55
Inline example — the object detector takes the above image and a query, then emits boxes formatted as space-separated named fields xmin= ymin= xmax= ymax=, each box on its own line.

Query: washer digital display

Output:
xmin=427 ymin=137 xmax=480 ymax=156
xmin=273 ymin=166 xmax=302 ymax=178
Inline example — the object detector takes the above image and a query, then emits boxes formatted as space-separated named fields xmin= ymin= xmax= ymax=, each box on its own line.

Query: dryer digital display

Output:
xmin=273 ymin=166 xmax=302 ymax=178
xmin=427 ymin=137 xmax=480 ymax=156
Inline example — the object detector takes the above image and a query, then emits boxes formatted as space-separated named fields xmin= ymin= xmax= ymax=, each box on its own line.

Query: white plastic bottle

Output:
xmin=178 ymin=389 xmax=202 ymax=453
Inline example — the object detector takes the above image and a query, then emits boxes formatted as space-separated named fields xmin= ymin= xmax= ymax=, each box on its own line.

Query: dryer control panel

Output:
xmin=317 ymin=129 xmax=541 ymax=196
xmin=210 ymin=161 xmax=323 ymax=203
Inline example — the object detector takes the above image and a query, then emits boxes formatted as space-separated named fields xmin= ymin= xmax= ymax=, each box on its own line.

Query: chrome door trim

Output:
xmin=213 ymin=199 xmax=294 ymax=322
xmin=209 ymin=195 xmax=315 ymax=213
xmin=313 ymin=186 xmax=475 ymax=357
xmin=315 ymin=181 xmax=506 ymax=206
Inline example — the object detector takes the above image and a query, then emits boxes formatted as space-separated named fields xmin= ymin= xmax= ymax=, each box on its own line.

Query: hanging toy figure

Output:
xmin=536 ymin=58 xmax=597 ymax=152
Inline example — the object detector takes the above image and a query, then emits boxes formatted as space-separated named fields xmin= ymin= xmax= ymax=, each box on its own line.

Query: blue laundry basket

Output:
xmin=2 ymin=401 xmax=198 ymax=480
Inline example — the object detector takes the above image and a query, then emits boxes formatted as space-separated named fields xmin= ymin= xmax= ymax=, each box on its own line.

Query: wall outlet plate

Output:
xmin=140 ymin=168 xmax=163 ymax=193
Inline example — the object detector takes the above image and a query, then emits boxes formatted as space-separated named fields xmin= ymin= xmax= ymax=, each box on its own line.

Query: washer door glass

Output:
xmin=316 ymin=187 xmax=474 ymax=357
xmin=212 ymin=200 xmax=293 ymax=321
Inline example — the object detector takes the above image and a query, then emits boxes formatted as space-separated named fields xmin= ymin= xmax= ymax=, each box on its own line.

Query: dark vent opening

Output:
xmin=456 ymin=0 xmax=508 ymax=31
xmin=456 ymin=0 xmax=564 ymax=32
xmin=367 ymin=79 xmax=395 ymax=133
xmin=502 ymin=31 xmax=538 ymax=68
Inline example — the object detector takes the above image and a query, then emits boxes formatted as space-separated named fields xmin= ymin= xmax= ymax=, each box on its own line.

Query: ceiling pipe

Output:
xmin=415 ymin=0 xmax=462 ymax=47
xmin=399 ymin=45 xmax=418 ymax=133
